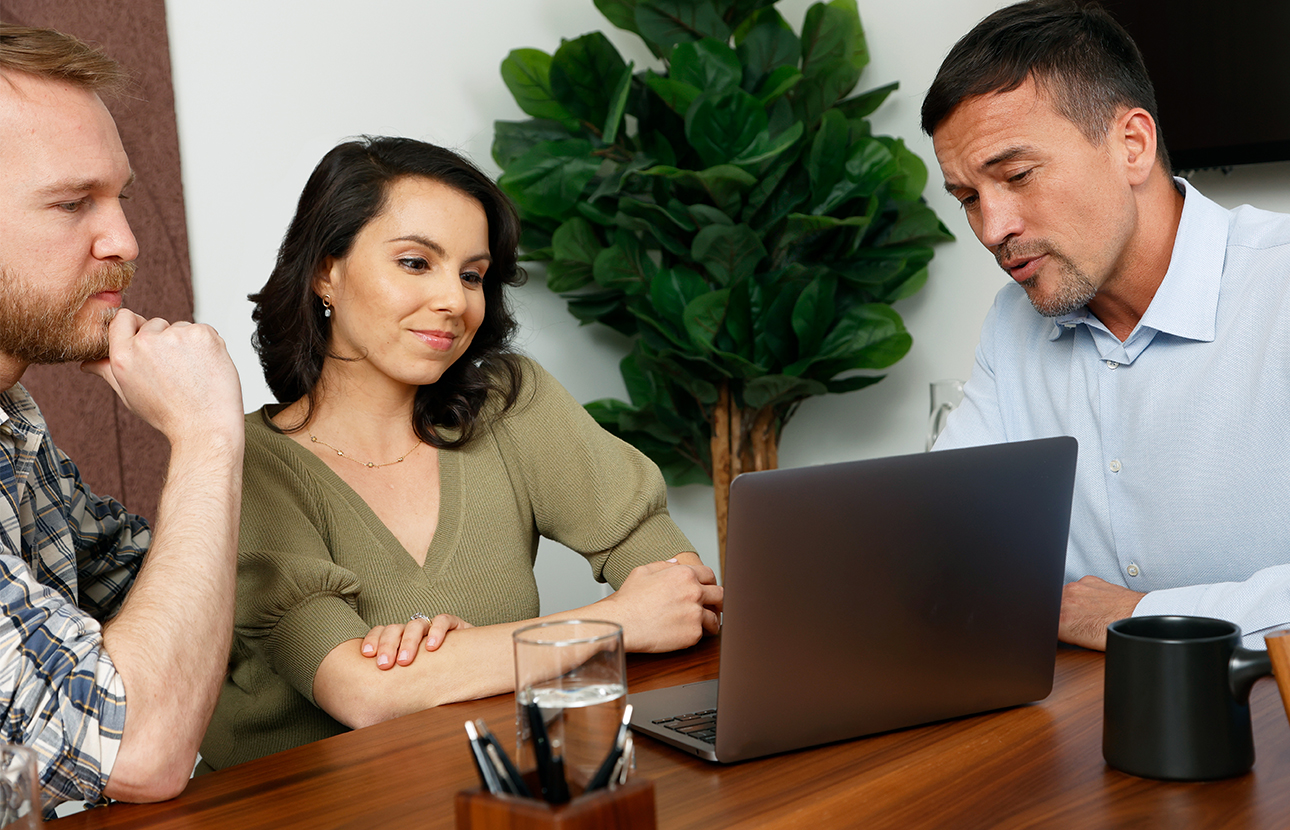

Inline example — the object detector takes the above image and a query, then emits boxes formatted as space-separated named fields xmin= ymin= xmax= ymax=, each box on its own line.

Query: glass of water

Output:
xmin=0 ymin=744 xmax=40 ymax=828
xmin=513 ymin=620 xmax=626 ymax=793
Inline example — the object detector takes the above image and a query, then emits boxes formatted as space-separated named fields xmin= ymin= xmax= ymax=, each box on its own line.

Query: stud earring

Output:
xmin=322 ymin=294 xmax=332 ymax=318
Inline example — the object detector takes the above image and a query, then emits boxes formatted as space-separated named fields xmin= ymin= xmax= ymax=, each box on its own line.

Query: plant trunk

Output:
xmin=711 ymin=381 xmax=781 ymax=580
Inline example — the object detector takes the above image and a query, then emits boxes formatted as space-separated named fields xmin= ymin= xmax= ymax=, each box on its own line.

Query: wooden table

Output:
xmin=52 ymin=639 xmax=1290 ymax=829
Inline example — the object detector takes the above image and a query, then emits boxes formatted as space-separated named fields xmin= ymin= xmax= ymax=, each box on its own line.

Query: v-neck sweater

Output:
xmin=199 ymin=357 xmax=692 ymax=770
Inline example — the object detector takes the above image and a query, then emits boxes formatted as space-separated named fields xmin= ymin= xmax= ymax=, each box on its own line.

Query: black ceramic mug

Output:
xmin=1103 ymin=615 xmax=1272 ymax=781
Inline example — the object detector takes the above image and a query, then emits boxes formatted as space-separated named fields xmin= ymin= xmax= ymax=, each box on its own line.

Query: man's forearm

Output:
xmin=101 ymin=432 xmax=243 ymax=801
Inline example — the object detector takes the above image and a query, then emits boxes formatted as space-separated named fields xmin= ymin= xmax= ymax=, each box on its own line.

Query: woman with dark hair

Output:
xmin=198 ymin=137 xmax=721 ymax=771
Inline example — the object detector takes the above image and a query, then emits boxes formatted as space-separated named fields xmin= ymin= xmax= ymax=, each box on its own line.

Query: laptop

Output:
xmin=629 ymin=436 xmax=1078 ymax=762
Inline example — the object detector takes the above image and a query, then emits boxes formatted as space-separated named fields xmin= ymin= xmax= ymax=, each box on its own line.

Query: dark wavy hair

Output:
xmin=250 ymin=136 xmax=526 ymax=448
xmin=921 ymin=1 xmax=1170 ymax=175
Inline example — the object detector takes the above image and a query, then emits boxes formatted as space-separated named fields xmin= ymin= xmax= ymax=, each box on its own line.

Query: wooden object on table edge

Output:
xmin=1263 ymin=629 xmax=1290 ymax=727
xmin=455 ymin=779 xmax=655 ymax=830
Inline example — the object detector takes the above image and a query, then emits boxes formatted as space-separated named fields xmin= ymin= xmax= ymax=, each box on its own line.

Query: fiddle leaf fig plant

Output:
xmin=493 ymin=0 xmax=952 ymax=566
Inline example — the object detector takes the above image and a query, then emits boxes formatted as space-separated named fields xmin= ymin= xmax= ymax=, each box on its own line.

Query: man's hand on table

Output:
xmin=1059 ymin=575 xmax=1145 ymax=650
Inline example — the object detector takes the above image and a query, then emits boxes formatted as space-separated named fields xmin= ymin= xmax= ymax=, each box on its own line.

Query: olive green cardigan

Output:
xmin=199 ymin=358 xmax=691 ymax=770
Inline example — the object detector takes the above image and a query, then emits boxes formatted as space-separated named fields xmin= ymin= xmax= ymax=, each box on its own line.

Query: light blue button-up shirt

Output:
xmin=936 ymin=180 xmax=1290 ymax=647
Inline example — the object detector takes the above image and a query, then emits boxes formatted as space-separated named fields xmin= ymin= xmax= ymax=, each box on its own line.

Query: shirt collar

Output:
xmin=1048 ymin=177 xmax=1227 ymax=344
xmin=0 ymin=385 xmax=45 ymax=435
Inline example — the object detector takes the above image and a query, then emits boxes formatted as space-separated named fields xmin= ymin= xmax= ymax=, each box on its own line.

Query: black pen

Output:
xmin=526 ymin=700 xmax=570 ymax=804
xmin=585 ymin=704 xmax=633 ymax=792
xmin=464 ymin=720 xmax=505 ymax=795
xmin=473 ymin=718 xmax=532 ymax=798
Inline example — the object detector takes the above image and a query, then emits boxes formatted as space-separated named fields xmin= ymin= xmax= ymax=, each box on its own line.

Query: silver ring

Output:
xmin=409 ymin=613 xmax=431 ymax=624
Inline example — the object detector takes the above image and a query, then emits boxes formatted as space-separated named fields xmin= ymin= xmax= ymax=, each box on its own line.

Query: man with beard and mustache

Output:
xmin=0 ymin=26 xmax=243 ymax=809
xmin=923 ymin=2 xmax=1290 ymax=651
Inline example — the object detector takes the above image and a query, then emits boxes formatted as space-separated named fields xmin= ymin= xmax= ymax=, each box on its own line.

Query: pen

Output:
xmin=526 ymin=700 xmax=570 ymax=804
xmin=464 ymin=720 xmax=505 ymax=795
xmin=585 ymin=704 xmax=633 ymax=792
xmin=473 ymin=718 xmax=532 ymax=798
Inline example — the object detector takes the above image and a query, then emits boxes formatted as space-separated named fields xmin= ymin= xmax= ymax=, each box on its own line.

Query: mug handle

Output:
xmin=1264 ymin=630 xmax=1290 ymax=726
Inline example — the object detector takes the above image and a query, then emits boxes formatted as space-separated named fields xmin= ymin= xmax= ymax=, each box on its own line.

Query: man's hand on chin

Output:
xmin=1059 ymin=575 xmax=1146 ymax=650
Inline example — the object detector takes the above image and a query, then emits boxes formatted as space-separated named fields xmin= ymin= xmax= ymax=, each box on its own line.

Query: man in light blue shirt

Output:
xmin=921 ymin=1 xmax=1290 ymax=650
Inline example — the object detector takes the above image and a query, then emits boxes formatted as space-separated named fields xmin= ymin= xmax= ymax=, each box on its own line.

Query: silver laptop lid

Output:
xmin=712 ymin=436 xmax=1077 ymax=762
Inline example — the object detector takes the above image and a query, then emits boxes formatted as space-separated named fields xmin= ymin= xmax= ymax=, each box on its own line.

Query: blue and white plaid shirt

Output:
xmin=0 ymin=383 xmax=147 ymax=809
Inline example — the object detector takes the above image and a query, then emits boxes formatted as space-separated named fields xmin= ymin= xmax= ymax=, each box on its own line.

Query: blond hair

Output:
xmin=0 ymin=24 xmax=127 ymax=95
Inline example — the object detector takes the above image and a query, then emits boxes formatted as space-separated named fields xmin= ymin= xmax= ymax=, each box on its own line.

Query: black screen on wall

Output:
xmin=1099 ymin=1 xmax=1290 ymax=170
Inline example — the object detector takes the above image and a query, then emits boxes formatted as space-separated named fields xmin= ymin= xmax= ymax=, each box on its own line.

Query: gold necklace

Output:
xmin=309 ymin=433 xmax=422 ymax=469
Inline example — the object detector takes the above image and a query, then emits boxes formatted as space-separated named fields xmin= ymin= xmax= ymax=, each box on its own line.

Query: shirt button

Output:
xmin=1106 ymin=361 xmax=1119 ymax=369
xmin=1127 ymin=564 xmax=1140 ymax=577
xmin=1109 ymin=459 xmax=1122 ymax=473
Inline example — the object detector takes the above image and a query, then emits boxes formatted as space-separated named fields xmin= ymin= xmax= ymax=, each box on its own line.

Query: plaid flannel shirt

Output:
xmin=0 ymin=384 xmax=148 ymax=809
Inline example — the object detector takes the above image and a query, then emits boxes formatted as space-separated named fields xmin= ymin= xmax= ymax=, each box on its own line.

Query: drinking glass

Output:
xmin=0 ymin=745 xmax=40 ymax=828
xmin=926 ymin=379 xmax=965 ymax=451
xmin=513 ymin=620 xmax=626 ymax=792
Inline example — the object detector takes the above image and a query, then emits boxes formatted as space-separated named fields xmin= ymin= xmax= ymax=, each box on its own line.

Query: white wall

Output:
xmin=164 ymin=0 xmax=1290 ymax=613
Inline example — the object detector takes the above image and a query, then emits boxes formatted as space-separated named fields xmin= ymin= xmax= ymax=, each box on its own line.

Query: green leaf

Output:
xmin=731 ymin=121 xmax=803 ymax=168
xmin=736 ymin=9 xmax=801 ymax=85
xmin=639 ymin=164 xmax=757 ymax=217
xmin=550 ymin=33 xmax=628 ymax=128
xmin=493 ymin=119 xmax=578 ymax=168
xmin=728 ymin=0 xmax=782 ymax=34
xmin=594 ymin=231 xmax=658 ymax=292
xmin=688 ymin=204 xmax=734 ymax=227
xmin=552 ymin=217 xmax=603 ymax=264
xmin=670 ymin=38 xmax=743 ymax=95
xmin=545 ymin=259 xmax=595 ymax=292
xmin=884 ymin=266 xmax=929 ymax=303
xmin=691 ymin=224 xmax=767 ymax=286
xmin=501 ymin=49 xmax=577 ymax=125
xmin=879 ymin=136 xmax=928 ymax=202
xmin=755 ymin=66 xmax=803 ymax=106
xmin=499 ymin=140 xmax=601 ymax=219
xmin=635 ymin=0 xmax=730 ymax=53
xmin=782 ymin=210 xmax=874 ymax=250
xmin=794 ymin=0 xmax=868 ymax=125
xmin=741 ymin=143 xmax=801 ymax=222
xmin=812 ymin=139 xmax=896 ymax=214
xmin=808 ymin=109 xmax=849 ymax=205
xmin=835 ymin=81 xmax=898 ymax=120
xmin=602 ymin=62 xmax=635 ymax=145
xmin=724 ymin=279 xmax=754 ymax=352
xmin=800 ymin=0 xmax=867 ymax=83
xmin=824 ymin=374 xmax=884 ymax=394
xmin=786 ymin=303 xmax=910 ymax=376
xmin=742 ymin=374 xmax=826 ymax=409
xmin=685 ymin=89 xmax=767 ymax=167
xmin=650 ymin=266 xmax=711 ymax=328
xmin=683 ymin=289 xmax=730 ymax=350
xmin=594 ymin=0 xmax=643 ymax=37
xmin=643 ymin=72 xmax=702 ymax=115
xmin=791 ymin=274 xmax=836 ymax=357
xmin=881 ymin=201 xmax=955 ymax=246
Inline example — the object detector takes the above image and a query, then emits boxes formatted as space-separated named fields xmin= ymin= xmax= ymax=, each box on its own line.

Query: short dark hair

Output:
xmin=250 ymin=136 xmax=527 ymax=449
xmin=921 ymin=1 xmax=1170 ymax=174
xmin=0 ymin=24 xmax=128 ymax=95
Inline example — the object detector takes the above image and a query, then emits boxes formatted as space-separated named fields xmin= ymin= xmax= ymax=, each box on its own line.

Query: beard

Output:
xmin=997 ymin=240 xmax=1098 ymax=318
xmin=0 ymin=260 xmax=135 ymax=364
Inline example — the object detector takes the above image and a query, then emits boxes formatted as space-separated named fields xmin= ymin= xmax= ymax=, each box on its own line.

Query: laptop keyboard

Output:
xmin=652 ymin=708 xmax=717 ymax=744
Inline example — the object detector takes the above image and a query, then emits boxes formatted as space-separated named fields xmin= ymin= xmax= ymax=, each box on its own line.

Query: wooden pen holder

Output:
xmin=455 ymin=779 xmax=655 ymax=830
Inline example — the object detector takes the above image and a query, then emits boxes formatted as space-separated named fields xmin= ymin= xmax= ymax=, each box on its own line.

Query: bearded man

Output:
xmin=925 ymin=1 xmax=1290 ymax=652
xmin=0 ymin=25 xmax=243 ymax=809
